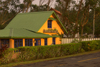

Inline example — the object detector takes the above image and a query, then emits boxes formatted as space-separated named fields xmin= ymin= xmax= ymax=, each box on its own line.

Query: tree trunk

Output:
xmin=81 ymin=26 xmax=83 ymax=37
xmin=47 ymin=0 xmax=50 ymax=11
xmin=26 ymin=2 xmax=32 ymax=12
xmin=93 ymin=9 xmax=95 ymax=38
xmin=72 ymin=32 xmax=76 ymax=38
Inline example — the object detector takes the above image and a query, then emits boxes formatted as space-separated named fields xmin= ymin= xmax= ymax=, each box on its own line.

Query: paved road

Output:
xmin=14 ymin=52 xmax=100 ymax=67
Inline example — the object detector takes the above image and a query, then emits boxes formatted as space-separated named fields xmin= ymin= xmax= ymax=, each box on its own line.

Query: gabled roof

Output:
xmin=0 ymin=28 xmax=52 ymax=38
xmin=5 ymin=11 xmax=67 ymax=34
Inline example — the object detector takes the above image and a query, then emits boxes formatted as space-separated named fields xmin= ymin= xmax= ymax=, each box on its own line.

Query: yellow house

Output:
xmin=0 ymin=11 xmax=67 ymax=48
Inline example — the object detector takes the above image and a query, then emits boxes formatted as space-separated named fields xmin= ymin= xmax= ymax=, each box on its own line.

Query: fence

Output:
xmin=61 ymin=38 xmax=100 ymax=44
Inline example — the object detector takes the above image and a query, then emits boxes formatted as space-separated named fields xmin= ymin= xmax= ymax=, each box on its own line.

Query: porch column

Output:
xmin=23 ymin=39 xmax=25 ymax=47
xmin=9 ymin=39 xmax=14 ymax=48
xmin=41 ymin=38 xmax=44 ymax=46
xmin=33 ymin=39 xmax=35 ymax=46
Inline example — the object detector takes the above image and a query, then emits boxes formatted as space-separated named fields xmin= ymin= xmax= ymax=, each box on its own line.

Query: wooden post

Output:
xmin=9 ymin=39 xmax=14 ymax=48
xmin=23 ymin=39 xmax=25 ymax=47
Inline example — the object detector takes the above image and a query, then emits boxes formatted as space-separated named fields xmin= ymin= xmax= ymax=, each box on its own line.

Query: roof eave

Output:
xmin=53 ymin=12 xmax=68 ymax=34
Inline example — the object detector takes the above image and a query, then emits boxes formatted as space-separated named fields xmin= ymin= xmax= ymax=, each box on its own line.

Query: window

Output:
xmin=35 ymin=39 xmax=41 ymax=46
xmin=14 ymin=39 xmax=23 ymax=48
xmin=45 ymin=38 xmax=47 ymax=45
xmin=25 ymin=39 xmax=32 ymax=46
xmin=48 ymin=20 xmax=52 ymax=28
xmin=0 ymin=39 xmax=9 ymax=48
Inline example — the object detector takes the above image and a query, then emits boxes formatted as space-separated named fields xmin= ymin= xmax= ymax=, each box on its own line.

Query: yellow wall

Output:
xmin=47 ymin=38 xmax=52 ymax=45
xmin=38 ymin=15 xmax=64 ymax=45
xmin=56 ymin=37 xmax=61 ymax=44
xmin=38 ymin=15 xmax=64 ymax=34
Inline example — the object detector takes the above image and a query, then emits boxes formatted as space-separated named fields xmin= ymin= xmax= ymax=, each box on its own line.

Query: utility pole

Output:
xmin=93 ymin=8 xmax=95 ymax=38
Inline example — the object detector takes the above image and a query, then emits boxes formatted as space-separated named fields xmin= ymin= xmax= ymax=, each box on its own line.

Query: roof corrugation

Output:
xmin=0 ymin=28 xmax=52 ymax=38
xmin=0 ymin=29 xmax=10 ymax=38
xmin=5 ymin=11 xmax=54 ymax=32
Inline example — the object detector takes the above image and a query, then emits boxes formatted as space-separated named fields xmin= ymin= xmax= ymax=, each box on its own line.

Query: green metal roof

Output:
xmin=0 ymin=29 xmax=52 ymax=38
xmin=0 ymin=29 xmax=10 ymax=38
xmin=5 ymin=11 xmax=67 ymax=34
xmin=5 ymin=11 xmax=54 ymax=32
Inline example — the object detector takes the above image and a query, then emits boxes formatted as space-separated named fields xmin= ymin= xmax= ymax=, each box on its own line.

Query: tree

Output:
xmin=30 ymin=4 xmax=48 ymax=12
xmin=89 ymin=0 xmax=100 ymax=37
xmin=0 ymin=0 xmax=20 ymax=25
xmin=0 ymin=0 xmax=48 ymax=28
xmin=55 ymin=0 xmax=76 ymax=37
xmin=83 ymin=9 xmax=100 ymax=37
xmin=82 ymin=0 xmax=100 ymax=37
xmin=55 ymin=0 xmax=100 ymax=38
xmin=55 ymin=0 xmax=86 ymax=37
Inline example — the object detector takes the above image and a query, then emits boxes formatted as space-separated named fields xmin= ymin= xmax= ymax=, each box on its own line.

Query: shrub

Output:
xmin=17 ymin=46 xmax=37 ymax=61
xmin=95 ymin=40 xmax=100 ymax=49
xmin=80 ymin=49 xmax=85 ymax=52
xmin=16 ymin=43 xmax=82 ymax=61
xmin=80 ymin=41 xmax=92 ymax=51
xmin=71 ymin=39 xmax=79 ymax=43
xmin=1 ymin=40 xmax=100 ymax=64
xmin=81 ymin=40 xmax=100 ymax=51
xmin=0 ymin=48 xmax=17 ymax=64
xmin=89 ymin=41 xmax=98 ymax=50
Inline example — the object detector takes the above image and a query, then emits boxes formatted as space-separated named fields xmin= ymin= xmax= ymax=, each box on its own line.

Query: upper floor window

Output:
xmin=48 ymin=20 xmax=52 ymax=28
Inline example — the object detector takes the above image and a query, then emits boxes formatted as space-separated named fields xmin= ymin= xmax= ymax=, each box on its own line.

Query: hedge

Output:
xmin=0 ymin=40 xmax=100 ymax=64
xmin=17 ymin=43 xmax=82 ymax=61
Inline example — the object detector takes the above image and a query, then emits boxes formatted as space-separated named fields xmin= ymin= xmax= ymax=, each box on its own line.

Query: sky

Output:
xmin=20 ymin=0 xmax=79 ymax=8
xmin=20 ymin=0 xmax=56 ymax=8
xmin=33 ymin=0 xmax=56 ymax=8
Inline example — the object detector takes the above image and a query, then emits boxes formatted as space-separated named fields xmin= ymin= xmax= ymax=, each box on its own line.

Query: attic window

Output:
xmin=48 ymin=20 xmax=52 ymax=28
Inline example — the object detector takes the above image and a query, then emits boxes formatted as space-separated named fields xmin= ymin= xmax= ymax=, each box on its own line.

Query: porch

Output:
xmin=0 ymin=37 xmax=61 ymax=48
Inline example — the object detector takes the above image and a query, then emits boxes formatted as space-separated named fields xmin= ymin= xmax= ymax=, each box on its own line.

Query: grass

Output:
xmin=0 ymin=49 xmax=100 ymax=67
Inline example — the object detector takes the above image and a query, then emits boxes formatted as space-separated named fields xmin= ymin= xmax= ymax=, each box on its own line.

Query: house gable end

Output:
xmin=38 ymin=14 xmax=67 ymax=35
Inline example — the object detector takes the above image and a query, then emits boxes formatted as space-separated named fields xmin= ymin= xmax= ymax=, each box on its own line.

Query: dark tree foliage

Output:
xmin=55 ymin=0 xmax=100 ymax=38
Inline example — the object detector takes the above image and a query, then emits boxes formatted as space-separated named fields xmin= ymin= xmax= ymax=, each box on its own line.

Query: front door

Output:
xmin=35 ymin=39 xmax=41 ymax=46
xmin=45 ymin=38 xmax=47 ymax=45
xmin=53 ymin=38 xmax=56 ymax=45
